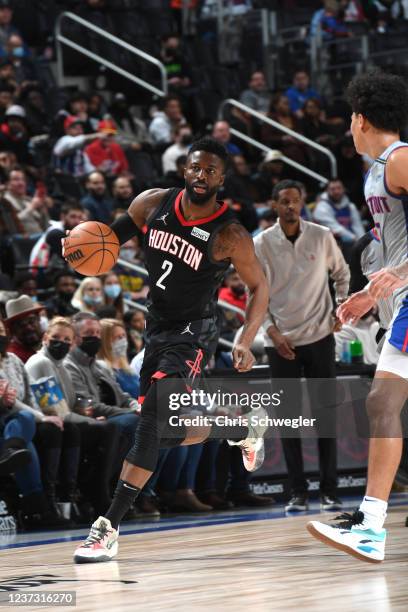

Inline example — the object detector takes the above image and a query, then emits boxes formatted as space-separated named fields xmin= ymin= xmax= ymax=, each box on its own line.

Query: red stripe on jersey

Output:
xmin=175 ymin=189 xmax=228 ymax=226
xmin=402 ymin=329 xmax=408 ymax=353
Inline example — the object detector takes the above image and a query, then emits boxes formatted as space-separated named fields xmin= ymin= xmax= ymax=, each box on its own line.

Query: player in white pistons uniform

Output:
xmin=307 ymin=71 xmax=408 ymax=563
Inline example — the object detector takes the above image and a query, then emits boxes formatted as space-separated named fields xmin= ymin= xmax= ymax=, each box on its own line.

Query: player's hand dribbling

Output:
xmin=61 ymin=230 xmax=70 ymax=259
xmin=232 ymin=343 xmax=255 ymax=372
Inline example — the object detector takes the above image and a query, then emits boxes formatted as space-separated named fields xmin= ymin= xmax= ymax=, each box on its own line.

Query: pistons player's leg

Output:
xmin=307 ymin=337 xmax=408 ymax=563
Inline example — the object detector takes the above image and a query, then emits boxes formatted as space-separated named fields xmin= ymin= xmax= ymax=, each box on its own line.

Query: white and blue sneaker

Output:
xmin=307 ymin=510 xmax=386 ymax=563
xmin=228 ymin=407 xmax=269 ymax=472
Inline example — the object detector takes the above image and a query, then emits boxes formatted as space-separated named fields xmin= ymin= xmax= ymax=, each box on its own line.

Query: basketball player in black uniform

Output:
xmin=71 ymin=137 xmax=269 ymax=563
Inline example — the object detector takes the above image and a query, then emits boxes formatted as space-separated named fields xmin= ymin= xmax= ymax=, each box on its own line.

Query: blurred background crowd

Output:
xmin=0 ymin=0 xmax=406 ymax=530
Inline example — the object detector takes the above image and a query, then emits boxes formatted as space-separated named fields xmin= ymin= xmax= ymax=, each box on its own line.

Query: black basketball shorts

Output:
xmin=138 ymin=314 xmax=219 ymax=403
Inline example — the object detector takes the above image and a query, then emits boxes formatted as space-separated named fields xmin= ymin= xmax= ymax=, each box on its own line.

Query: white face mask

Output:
xmin=40 ymin=316 xmax=49 ymax=333
xmin=112 ymin=337 xmax=128 ymax=358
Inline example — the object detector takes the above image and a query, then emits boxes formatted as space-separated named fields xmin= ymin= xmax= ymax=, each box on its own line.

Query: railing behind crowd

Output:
xmin=55 ymin=12 xmax=168 ymax=97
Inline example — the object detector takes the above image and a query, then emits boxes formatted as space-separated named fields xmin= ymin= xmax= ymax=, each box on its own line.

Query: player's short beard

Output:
xmin=185 ymin=182 xmax=219 ymax=205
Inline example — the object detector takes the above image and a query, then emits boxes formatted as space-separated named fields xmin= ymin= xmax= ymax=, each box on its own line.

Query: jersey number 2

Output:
xmin=156 ymin=260 xmax=173 ymax=290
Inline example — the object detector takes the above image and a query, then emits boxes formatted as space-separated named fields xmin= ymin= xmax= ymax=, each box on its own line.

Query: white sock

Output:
xmin=359 ymin=496 xmax=387 ymax=531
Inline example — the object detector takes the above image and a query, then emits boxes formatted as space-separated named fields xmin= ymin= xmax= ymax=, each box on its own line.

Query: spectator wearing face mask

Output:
xmin=64 ymin=312 xmax=140 ymax=456
xmin=98 ymin=318 xmax=139 ymax=399
xmin=25 ymin=316 xmax=123 ymax=518
xmin=44 ymin=271 xmax=79 ymax=318
xmin=71 ymin=277 xmax=105 ymax=315
xmin=102 ymin=272 xmax=125 ymax=320
xmin=161 ymin=124 xmax=193 ymax=174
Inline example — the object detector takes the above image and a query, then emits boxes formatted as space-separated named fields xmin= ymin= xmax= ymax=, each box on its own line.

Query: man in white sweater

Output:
xmin=254 ymin=179 xmax=350 ymax=513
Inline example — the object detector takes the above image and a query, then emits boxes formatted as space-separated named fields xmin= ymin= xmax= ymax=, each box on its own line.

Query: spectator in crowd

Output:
xmin=66 ymin=92 xmax=94 ymax=135
xmin=114 ymin=236 xmax=149 ymax=303
xmin=252 ymin=208 xmax=278 ymax=236
xmin=261 ymin=94 xmax=307 ymax=165
xmin=0 ymin=57 xmax=16 ymax=91
xmin=0 ymin=378 xmax=31 ymax=474
xmin=84 ymin=119 xmax=129 ymax=178
xmin=254 ymin=149 xmax=286 ymax=204
xmin=0 ymin=0 xmax=19 ymax=49
xmin=335 ymin=133 xmax=365 ymax=207
xmin=80 ymin=170 xmax=114 ymax=224
xmin=25 ymin=316 xmax=122 ymax=517
xmin=88 ymin=93 xmax=106 ymax=126
xmin=0 ymin=105 xmax=33 ymax=165
xmin=123 ymin=309 xmax=145 ymax=361
xmin=212 ymin=120 xmax=242 ymax=155
xmin=5 ymin=294 xmax=43 ymax=363
xmin=71 ymin=276 xmax=105 ymax=314
xmin=5 ymin=34 xmax=37 ymax=83
xmin=160 ymin=35 xmax=191 ymax=90
xmin=159 ymin=444 xmax=213 ymax=512
xmin=64 ymin=312 xmax=139 ymax=452
xmin=112 ymin=176 xmax=135 ymax=211
xmin=157 ymin=153 xmax=186 ymax=189
xmin=310 ymin=0 xmax=351 ymax=42
xmin=149 ymin=95 xmax=185 ymax=145
xmin=44 ymin=271 xmax=79 ymax=318
xmin=285 ymin=70 xmax=322 ymax=117
xmin=161 ymin=123 xmax=192 ymax=174
xmin=0 ymin=390 xmax=70 ymax=529
xmin=53 ymin=116 xmax=103 ymax=178
xmin=29 ymin=201 xmax=86 ymax=273
xmin=0 ymin=167 xmax=50 ymax=235
xmin=299 ymin=98 xmax=333 ymax=145
xmin=0 ymin=83 xmax=12 ymax=121
xmin=98 ymin=318 xmax=140 ymax=399
xmin=221 ymin=154 xmax=259 ymax=232
xmin=20 ymin=85 xmax=51 ymax=136
xmin=313 ymin=178 xmax=365 ymax=252
xmin=102 ymin=272 xmax=125 ymax=320
xmin=0 ymin=314 xmax=79 ymax=527
xmin=218 ymin=267 xmax=247 ymax=341
xmin=239 ymin=70 xmax=270 ymax=114
xmin=14 ymin=271 xmax=38 ymax=299
xmin=109 ymin=92 xmax=152 ymax=150
xmin=254 ymin=180 xmax=350 ymax=513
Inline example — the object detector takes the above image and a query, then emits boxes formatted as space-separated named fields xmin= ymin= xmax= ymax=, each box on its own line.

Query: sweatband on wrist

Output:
xmin=111 ymin=212 xmax=140 ymax=245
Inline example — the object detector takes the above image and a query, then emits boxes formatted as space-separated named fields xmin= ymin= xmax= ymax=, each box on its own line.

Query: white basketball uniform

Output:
xmin=363 ymin=140 xmax=408 ymax=378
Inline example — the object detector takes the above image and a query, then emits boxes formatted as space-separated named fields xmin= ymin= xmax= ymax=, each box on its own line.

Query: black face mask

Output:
xmin=58 ymin=290 xmax=74 ymax=303
xmin=181 ymin=133 xmax=193 ymax=146
xmin=48 ymin=339 xmax=71 ymax=361
xmin=0 ymin=335 xmax=9 ymax=355
xmin=80 ymin=336 xmax=101 ymax=357
xmin=232 ymin=285 xmax=246 ymax=297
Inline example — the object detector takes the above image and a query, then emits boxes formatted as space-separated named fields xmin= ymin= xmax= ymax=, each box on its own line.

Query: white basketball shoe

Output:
xmin=74 ymin=516 xmax=119 ymax=563
xmin=228 ymin=407 xmax=269 ymax=472
xmin=307 ymin=510 xmax=386 ymax=563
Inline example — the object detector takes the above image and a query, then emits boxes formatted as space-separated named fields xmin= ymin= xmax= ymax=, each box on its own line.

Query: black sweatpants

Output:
xmin=266 ymin=334 xmax=338 ymax=497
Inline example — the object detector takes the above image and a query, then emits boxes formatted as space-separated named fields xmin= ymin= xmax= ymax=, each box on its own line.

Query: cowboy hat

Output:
xmin=5 ymin=294 xmax=42 ymax=323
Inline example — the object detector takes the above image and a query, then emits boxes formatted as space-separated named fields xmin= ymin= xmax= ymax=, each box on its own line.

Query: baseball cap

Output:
xmin=264 ymin=149 xmax=284 ymax=163
xmin=98 ymin=119 xmax=117 ymax=134
xmin=5 ymin=104 xmax=26 ymax=119
xmin=64 ymin=115 xmax=83 ymax=131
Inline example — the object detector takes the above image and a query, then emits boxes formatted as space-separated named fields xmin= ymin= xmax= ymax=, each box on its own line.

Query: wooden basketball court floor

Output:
xmin=1 ymin=496 xmax=408 ymax=612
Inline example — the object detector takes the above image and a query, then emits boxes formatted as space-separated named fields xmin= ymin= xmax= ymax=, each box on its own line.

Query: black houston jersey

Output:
xmin=144 ymin=188 xmax=239 ymax=321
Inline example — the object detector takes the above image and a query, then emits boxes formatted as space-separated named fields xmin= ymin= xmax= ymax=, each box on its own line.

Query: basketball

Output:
xmin=63 ymin=221 xmax=120 ymax=276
